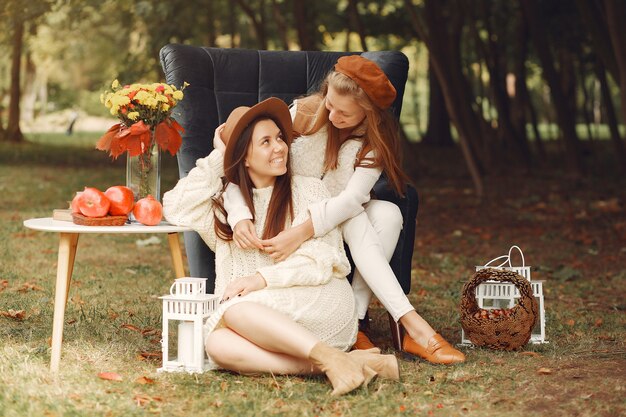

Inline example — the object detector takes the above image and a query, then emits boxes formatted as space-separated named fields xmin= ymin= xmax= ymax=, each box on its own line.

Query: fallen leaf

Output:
xmin=121 ymin=323 xmax=142 ymax=332
xmin=537 ymin=367 xmax=553 ymax=375
xmin=98 ymin=372 xmax=123 ymax=381
xmin=0 ymin=309 xmax=26 ymax=320
xmin=18 ymin=282 xmax=44 ymax=292
xmin=141 ymin=327 xmax=159 ymax=336
xmin=520 ymin=351 xmax=542 ymax=357
xmin=134 ymin=394 xmax=151 ymax=407
xmin=71 ymin=295 xmax=85 ymax=305
xmin=590 ymin=198 xmax=621 ymax=213
xmin=66 ymin=318 xmax=77 ymax=325
xmin=565 ymin=319 xmax=576 ymax=326
xmin=139 ymin=351 xmax=162 ymax=361
xmin=135 ymin=376 xmax=155 ymax=385
xmin=594 ymin=318 xmax=603 ymax=327
xmin=220 ymin=381 xmax=229 ymax=391
xmin=0 ymin=280 xmax=8 ymax=292
xmin=108 ymin=311 xmax=120 ymax=320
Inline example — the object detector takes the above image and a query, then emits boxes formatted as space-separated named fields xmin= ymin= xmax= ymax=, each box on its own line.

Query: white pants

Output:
xmin=342 ymin=200 xmax=415 ymax=322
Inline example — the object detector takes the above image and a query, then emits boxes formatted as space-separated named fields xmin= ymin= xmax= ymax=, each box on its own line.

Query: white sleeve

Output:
xmin=162 ymin=149 xmax=224 ymax=251
xmin=223 ymin=183 xmax=253 ymax=229
xmin=308 ymin=153 xmax=382 ymax=237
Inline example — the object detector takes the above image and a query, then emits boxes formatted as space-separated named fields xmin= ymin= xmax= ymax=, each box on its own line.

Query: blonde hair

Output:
xmin=294 ymin=71 xmax=409 ymax=196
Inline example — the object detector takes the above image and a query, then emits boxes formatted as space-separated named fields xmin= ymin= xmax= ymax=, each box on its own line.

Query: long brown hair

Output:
xmin=294 ymin=71 xmax=409 ymax=196
xmin=213 ymin=117 xmax=294 ymax=240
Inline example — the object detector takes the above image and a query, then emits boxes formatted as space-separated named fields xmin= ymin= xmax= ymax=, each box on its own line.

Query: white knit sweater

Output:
xmin=226 ymin=99 xmax=383 ymax=237
xmin=162 ymin=150 xmax=358 ymax=364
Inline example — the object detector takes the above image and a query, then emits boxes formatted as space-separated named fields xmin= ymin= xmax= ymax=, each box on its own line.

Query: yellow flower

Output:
xmin=172 ymin=90 xmax=183 ymax=100
xmin=162 ymin=103 xmax=170 ymax=112
xmin=134 ymin=90 xmax=151 ymax=104
xmin=111 ymin=79 xmax=119 ymax=89
xmin=127 ymin=111 xmax=140 ymax=120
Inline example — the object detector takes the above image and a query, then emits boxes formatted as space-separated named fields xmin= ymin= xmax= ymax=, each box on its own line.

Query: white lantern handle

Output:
xmin=169 ymin=282 xmax=177 ymax=295
xmin=483 ymin=255 xmax=509 ymax=268
xmin=507 ymin=245 xmax=525 ymax=268
xmin=483 ymin=245 xmax=525 ymax=268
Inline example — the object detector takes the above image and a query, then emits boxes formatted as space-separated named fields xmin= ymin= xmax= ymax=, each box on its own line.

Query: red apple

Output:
xmin=133 ymin=195 xmax=162 ymax=226
xmin=77 ymin=187 xmax=110 ymax=217
xmin=105 ymin=185 xmax=134 ymax=216
xmin=70 ymin=192 xmax=83 ymax=214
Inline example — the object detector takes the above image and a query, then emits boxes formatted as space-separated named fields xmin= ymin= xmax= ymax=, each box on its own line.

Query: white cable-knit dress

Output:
xmin=162 ymin=150 xmax=358 ymax=367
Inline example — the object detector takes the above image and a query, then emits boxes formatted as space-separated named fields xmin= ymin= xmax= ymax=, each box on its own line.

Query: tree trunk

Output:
xmin=293 ymin=0 xmax=317 ymax=50
xmin=205 ymin=0 xmax=216 ymax=46
xmin=521 ymin=0 xmax=584 ymax=174
xmin=596 ymin=59 xmax=626 ymax=169
xmin=22 ymin=50 xmax=37 ymax=123
xmin=578 ymin=63 xmax=595 ymax=141
xmin=470 ymin=0 xmax=532 ymax=169
xmin=423 ymin=59 xmax=453 ymax=146
xmin=235 ymin=0 xmax=268 ymax=50
xmin=405 ymin=0 xmax=485 ymax=196
xmin=229 ymin=0 xmax=238 ymax=48
xmin=347 ymin=0 xmax=368 ymax=51
xmin=6 ymin=19 xmax=24 ymax=143
xmin=604 ymin=0 xmax=626 ymax=137
xmin=575 ymin=0 xmax=619 ymax=84
xmin=271 ymin=0 xmax=290 ymax=50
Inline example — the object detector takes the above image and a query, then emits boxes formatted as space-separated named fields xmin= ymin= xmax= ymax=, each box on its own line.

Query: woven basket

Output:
xmin=72 ymin=213 xmax=128 ymax=226
xmin=460 ymin=268 xmax=538 ymax=350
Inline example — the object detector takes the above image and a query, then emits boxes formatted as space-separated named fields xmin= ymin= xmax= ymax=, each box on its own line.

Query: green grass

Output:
xmin=0 ymin=133 xmax=624 ymax=416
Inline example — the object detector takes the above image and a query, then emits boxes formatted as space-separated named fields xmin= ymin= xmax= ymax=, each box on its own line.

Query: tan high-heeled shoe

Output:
xmin=402 ymin=333 xmax=466 ymax=365
xmin=308 ymin=342 xmax=377 ymax=396
xmin=348 ymin=348 xmax=400 ymax=380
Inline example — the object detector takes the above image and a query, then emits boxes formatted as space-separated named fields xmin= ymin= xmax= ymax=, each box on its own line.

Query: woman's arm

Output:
xmin=162 ymin=148 xmax=224 ymax=250
xmin=257 ymin=235 xmax=350 ymax=288
xmin=308 ymin=159 xmax=381 ymax=237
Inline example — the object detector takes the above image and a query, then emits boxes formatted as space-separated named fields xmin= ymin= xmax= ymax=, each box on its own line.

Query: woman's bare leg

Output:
xmin=206 ymin=328 xmax=318 ymax=374
xmin=221 ymin=301 xmax=319 ymax=357
xmin=212 ymin=301 xmax=376 ymax=394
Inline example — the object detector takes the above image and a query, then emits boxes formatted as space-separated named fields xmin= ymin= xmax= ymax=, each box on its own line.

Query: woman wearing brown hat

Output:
xmin=163 ymin=98 xmax=398 ymax=396
xmin=222 ymin=56 xmax=465 ymax=365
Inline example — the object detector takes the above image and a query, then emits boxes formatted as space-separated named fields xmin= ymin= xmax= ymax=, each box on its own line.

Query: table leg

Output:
xmin=167 ymin=232 xmax=186 ymax=278
xmin=50 ymin=232 xmax=79 ymax=373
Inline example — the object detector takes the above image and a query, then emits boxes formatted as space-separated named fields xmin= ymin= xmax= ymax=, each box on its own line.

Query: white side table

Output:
xmin=23 ymin=217 xmax=192 ymax=373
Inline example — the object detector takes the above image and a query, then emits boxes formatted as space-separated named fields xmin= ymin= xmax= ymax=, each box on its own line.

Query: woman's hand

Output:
xmin=233 ymin=219 xmax=264 ymax=250
xmin=221 ymin=273 xmax=267 ymax=302
xmin=213 ymin=123 xmax=227 ymax=153
xmin=261 ymin=219 xmax=314 ymax=262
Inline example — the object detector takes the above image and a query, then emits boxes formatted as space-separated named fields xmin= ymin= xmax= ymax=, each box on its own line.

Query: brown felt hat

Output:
xmin=334 ymin=55 xmax=396 ymax=110
xmin=222 ymin=97 xmax=293 ymax=162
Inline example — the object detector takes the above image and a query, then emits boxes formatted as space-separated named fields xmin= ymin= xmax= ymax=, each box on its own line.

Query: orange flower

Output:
xmin=155 ymin=119 xmax=184 ymax=156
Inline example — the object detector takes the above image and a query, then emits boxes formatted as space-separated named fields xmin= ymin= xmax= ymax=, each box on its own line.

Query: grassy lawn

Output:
xmin=0 ymin=133 xmax=624 ymax=417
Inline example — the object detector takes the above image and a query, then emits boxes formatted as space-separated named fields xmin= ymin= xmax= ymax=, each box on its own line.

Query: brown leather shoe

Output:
xmin=402 ymin=333 xmax=465 ymax=365
xmin=352 ymin=331 xmax=378 ymax=351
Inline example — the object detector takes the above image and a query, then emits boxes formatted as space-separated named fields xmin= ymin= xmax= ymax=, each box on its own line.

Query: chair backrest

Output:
xmin=160 ymin=45 xmax=410 ymax=289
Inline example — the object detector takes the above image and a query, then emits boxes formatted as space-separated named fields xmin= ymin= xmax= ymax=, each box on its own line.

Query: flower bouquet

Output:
xmin=96 ymin=80 xmax=187 ymax=203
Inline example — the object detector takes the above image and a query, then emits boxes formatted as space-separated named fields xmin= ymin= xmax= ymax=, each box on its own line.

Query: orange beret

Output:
xmin=334 ymin=55 xmax=396 ymax=110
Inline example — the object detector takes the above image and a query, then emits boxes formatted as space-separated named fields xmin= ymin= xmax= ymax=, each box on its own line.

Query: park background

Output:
xmin=0 ymin=1 xmax=624 ymax=416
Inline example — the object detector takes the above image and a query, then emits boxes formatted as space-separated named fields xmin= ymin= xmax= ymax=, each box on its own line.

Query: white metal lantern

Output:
xmin=461 ymin=246 xmax=547 ymax=345
xmin=158 ymin=277 xmax=220 ymax=373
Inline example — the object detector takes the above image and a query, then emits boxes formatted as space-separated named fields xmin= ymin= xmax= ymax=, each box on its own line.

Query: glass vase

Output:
xmin=126 ymin=142 xmax=161 ymax=208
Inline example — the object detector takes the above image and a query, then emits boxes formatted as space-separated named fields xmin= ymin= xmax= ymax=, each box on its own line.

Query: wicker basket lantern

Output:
xmin=460 ymin=268 xmax=538 ymax=350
